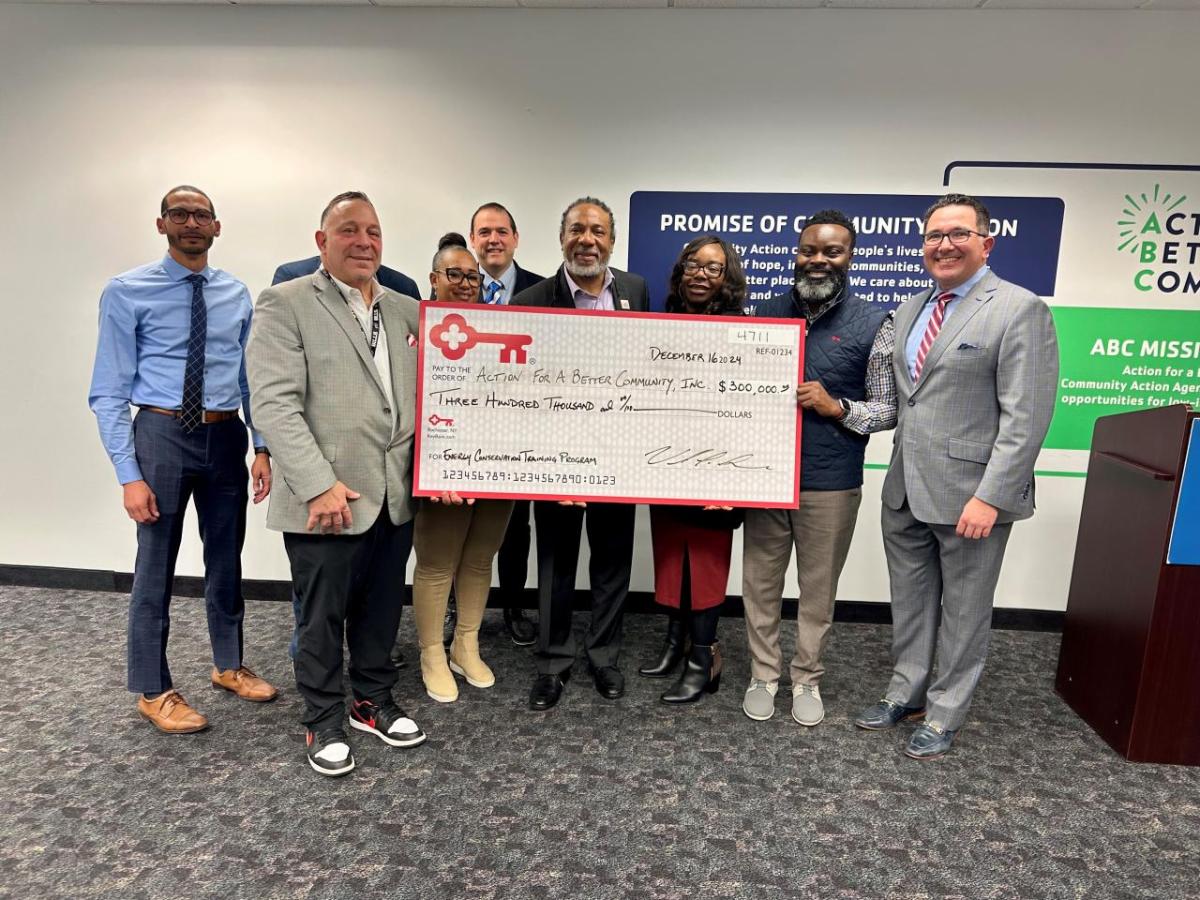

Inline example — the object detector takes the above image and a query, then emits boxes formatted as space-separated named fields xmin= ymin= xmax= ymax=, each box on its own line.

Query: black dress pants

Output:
xmin=283 ymin=506 xmax=413 ymax=732
xmin=533 ymin=501 xmax=635 ymax=675
xmin=496 ymin=499 xmax=532 ymax=606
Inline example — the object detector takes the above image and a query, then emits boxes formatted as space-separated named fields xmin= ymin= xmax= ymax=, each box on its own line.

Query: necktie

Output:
xmin=180 ymin=274 xmax=207 ymax=432
xmin=913 ymin=291 xmax=953 ymax=381
xmin=484 ymin=280 xmax=503 ymax=305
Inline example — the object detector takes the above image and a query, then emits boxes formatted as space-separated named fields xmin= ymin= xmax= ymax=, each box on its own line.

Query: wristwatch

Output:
xmin=254 ymin=447 xmax=270 ymax=457
xmin=838 ymin=399 xmax=851 ymax=419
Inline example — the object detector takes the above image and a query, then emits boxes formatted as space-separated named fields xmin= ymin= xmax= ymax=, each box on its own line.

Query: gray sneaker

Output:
xmin=742 ymin=679 xmax=778 ymax=721
xmin=791 ymin=684 xmax=824 ymax=726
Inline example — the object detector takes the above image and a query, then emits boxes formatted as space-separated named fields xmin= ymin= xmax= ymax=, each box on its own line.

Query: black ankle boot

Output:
xmin=638 ymin=616 xmax=686 ymax=678
xmin=661 ymin=643 xmax=722 ymax=704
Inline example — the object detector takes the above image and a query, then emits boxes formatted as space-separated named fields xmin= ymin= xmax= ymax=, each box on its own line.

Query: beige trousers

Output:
xmin=741 ymin=488 xmax=862 ymax=685
xmin=412 ymin=500 xmax=514 ymax=650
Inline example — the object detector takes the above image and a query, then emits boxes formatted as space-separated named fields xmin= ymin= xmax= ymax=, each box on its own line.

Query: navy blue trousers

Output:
xmin=127 ymin=410 xmax=248 ymax=694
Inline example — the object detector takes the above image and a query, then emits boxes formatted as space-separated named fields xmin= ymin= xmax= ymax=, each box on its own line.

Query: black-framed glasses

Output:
xmin=682 ymin=260 xmax=726 ymax=277
xmin=923 ymin=228 xmax=987 ymax=246
xmin=164 ymin=207 xmax=215 ymax=226
xmin=436 ymin=268 xmax=483 ymax=288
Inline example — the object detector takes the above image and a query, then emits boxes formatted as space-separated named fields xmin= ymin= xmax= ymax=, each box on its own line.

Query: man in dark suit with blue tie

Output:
xmin=469 ymin=202 xmax=545 ymax=646
xmin=271 ymin=249 xmax=423 ymax=668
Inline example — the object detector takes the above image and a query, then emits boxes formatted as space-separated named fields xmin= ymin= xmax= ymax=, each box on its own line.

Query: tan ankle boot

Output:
xmin=420 ymin=646 xmax=458 ymax=703
xmin=449 ymin=631 xmax=495 ymax=689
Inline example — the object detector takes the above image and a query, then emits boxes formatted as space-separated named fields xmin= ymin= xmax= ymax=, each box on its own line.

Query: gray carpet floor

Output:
xmin=1 ymin=585 xmax=1198 ymax=900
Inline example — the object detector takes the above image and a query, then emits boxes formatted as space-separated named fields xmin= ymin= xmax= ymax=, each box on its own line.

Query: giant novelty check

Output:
xmin=414 ymin=303 xmax=804 ymax=507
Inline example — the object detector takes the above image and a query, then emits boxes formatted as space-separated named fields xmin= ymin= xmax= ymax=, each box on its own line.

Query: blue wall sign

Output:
xmin=629 ymin=191 xmax=1065 ymax=313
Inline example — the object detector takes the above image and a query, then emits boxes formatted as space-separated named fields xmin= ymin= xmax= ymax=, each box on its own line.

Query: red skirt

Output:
xmin=649 ymin=507 xmax=735 ymax=611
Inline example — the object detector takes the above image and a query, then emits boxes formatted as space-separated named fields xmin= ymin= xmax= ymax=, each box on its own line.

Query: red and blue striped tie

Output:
xmin=913 ymin=291 xmax=954 ymax=381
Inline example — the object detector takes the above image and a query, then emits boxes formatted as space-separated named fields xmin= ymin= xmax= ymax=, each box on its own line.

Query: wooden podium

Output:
xmin=1056 ymin=403 xmax=1200 ymax=765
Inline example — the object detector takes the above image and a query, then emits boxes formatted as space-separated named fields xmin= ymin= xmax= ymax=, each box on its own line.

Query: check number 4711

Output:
xmin=728 ymin=327 xmax=794 ymax=346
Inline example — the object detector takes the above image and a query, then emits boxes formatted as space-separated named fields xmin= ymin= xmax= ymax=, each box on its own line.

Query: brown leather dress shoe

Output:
xmin=211 ymin=666 xmax=279 ymax=702
xmin=138 ymin=690 xmax=209 ymax=734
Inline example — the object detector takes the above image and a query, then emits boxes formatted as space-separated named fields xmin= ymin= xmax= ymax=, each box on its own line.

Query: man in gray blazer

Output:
xmin=247 ymin=191 xmax=427 ymax=776
xmin=855 ymin=192 xmax=1058 ymax=760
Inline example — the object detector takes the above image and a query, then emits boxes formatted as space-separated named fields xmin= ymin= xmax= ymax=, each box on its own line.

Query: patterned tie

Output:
xmin=484 ymin=280 xmax=503 ymax=305
xmin=180 ymin=274 xmax=207 ymax=432
xmin=913 ymin=291 xmax=954 ymax=381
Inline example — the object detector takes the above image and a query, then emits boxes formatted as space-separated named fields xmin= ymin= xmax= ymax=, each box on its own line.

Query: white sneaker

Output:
xmin=791 ymin=683 xmax=824 ymax=727
xmin=742 ymin=679 xmax=778 ymax=721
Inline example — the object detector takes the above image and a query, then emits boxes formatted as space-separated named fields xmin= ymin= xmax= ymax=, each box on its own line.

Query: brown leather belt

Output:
xmin=140 ymin=406 xmax=239 ymax=424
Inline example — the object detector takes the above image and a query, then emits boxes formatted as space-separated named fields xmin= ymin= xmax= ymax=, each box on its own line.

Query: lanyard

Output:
xmin=322 ymin=269 xmax=381 ymax=357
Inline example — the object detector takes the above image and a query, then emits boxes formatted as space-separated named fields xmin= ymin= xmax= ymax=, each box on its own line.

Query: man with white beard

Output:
xmin=511 ymin=196 xmax=650 ymax=711
xmin=738 ymin=209 xmax=898 ymax=728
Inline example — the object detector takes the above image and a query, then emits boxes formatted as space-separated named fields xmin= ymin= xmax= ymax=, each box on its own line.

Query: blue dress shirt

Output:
xmin=904 ymin=265 xmax=990 ymax=380
xmin=88 ymin=254 xmax=261 ymax=484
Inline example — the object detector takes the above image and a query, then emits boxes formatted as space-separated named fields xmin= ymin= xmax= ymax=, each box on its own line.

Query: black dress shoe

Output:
xmin=504 ymin=607 xmax=537 ymax=647
xmin=593 ymin=666 xmax=625 ymax=700
xmin=529 ymin=672 xmax=567 ymax=711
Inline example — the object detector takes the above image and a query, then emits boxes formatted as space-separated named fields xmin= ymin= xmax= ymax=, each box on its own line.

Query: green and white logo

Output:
xmin=1116 ymin=183 xmax=1199 ymax=294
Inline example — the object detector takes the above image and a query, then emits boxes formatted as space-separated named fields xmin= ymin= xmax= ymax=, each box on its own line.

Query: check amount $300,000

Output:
xmin=414 ymin=305 xmax=804 ymax=508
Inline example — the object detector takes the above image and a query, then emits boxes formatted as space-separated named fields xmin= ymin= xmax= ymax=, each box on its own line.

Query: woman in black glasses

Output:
xmin=411 ymin=233 xmax=513 ymax=703
xmin=427 ymin=233 xmax=483 ymax=303
xmin=639 ymin=235 xmax=748 ymax=703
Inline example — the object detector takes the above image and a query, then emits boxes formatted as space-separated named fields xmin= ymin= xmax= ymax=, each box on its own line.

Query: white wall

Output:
xmin=1 ymin=4 xmax=1195 ymax=609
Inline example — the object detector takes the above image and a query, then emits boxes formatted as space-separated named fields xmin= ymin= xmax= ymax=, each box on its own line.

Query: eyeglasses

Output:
xmin=682 ymin=260 xmax=726 ymax=278
xmin=436 ymin=268 xmax=483 ymax=288
xmin=922 ymin=228 xmax=988 ymax=246
xmin=164 ymin=207 xmax=215 ymax=226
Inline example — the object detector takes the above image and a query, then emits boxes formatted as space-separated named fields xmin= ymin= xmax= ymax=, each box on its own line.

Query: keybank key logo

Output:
xmin=1117 ymin=184 xmax=1199 ymax=295
xmin=428 ymin=313 xmax=533 ymax=363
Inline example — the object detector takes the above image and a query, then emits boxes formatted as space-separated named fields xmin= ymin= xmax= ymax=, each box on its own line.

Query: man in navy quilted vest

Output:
xmin=740 ymin=209 xmax=897 ymax=728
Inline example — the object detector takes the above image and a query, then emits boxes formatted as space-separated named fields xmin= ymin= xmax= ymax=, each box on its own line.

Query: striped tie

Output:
xmin=913 ymin=291 xmax=954 ymax=381
xmin=484 ymin=280 xmax=503 ymax=305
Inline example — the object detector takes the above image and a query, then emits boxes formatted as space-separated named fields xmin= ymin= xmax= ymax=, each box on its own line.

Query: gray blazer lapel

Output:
xmin=312 ymin=274 xmax=388 ymax=398
xmin=915 ymin=271 xmax=997 ymax=382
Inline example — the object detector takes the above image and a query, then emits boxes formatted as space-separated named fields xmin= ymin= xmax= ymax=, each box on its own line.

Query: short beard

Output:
xmin=564 ymin=253 xmax=608 ymax=280
xmin=167 ymin=233 xmax=213 ymax=258
xmin=794 ymin=264 xmax=846 ymax=303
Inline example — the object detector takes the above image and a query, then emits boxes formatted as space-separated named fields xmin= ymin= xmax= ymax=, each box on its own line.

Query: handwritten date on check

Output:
xmin=413 ymin=303 xmax=804 ymax=508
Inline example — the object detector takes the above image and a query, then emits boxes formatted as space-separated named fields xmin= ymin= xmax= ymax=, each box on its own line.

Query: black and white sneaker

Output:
xmin=306 ymin=728 xmax=355 ymax=777
xmin=349 ymin=699 xmax=427 ymax=748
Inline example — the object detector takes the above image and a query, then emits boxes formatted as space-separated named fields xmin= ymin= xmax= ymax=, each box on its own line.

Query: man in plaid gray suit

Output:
xmin=855 ymin=193 xmax=1059 ymax=759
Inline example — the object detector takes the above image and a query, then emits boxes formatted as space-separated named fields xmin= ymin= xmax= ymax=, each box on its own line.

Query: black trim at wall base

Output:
xmin=0 ymin=564 xmax=1064 ymax=632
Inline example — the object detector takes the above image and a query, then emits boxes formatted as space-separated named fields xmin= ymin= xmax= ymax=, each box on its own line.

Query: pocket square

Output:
xmin=956 ymin=342 xmax=984 ymax=351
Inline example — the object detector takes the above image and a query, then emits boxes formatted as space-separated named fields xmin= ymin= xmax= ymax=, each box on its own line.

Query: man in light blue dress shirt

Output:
xmin=89 ymin=185 xmax=278 ymax=734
